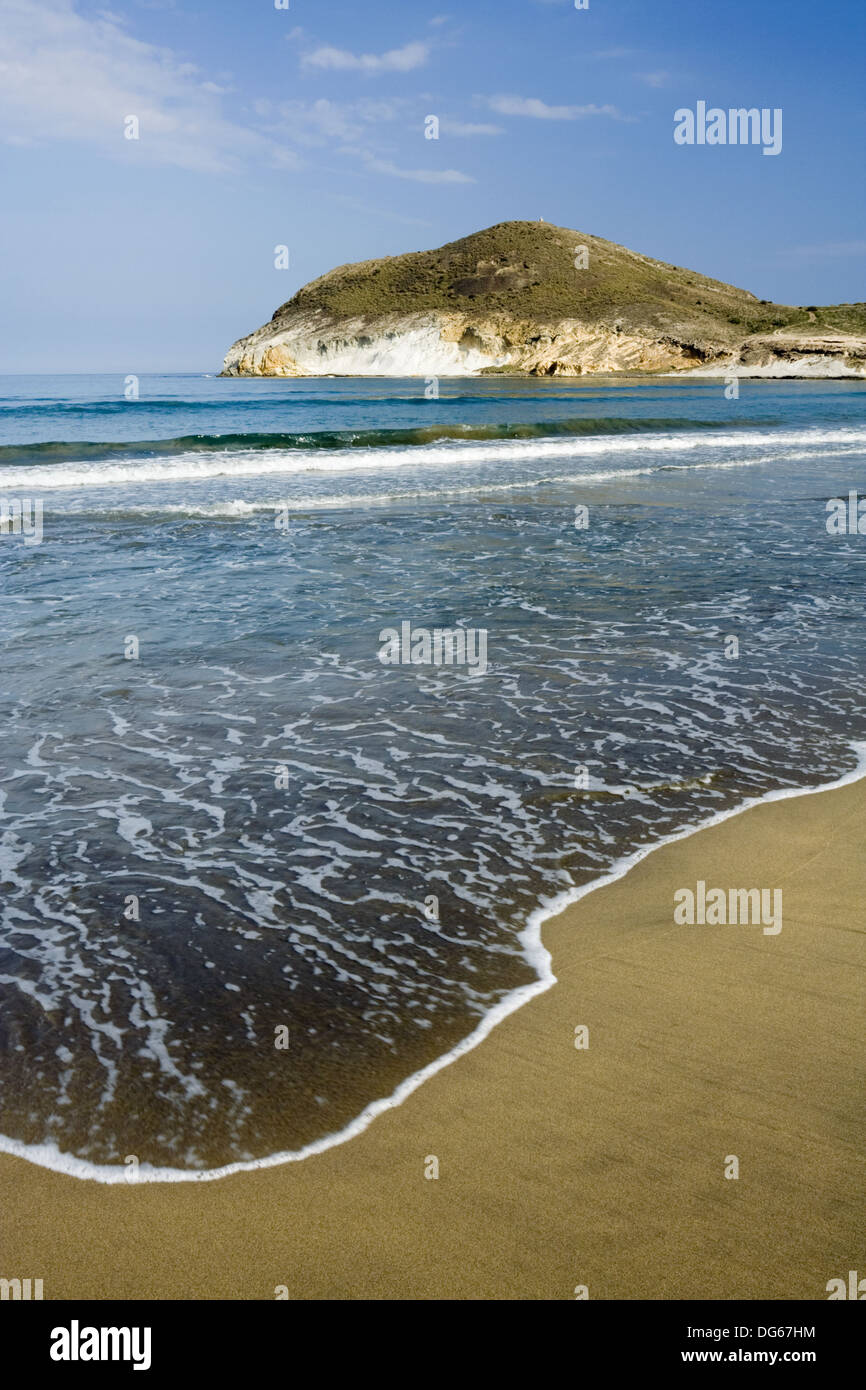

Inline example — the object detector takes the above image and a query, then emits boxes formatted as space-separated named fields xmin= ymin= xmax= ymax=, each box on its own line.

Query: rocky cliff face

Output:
xmin=222 ymin=221 xmax=866 ymax=379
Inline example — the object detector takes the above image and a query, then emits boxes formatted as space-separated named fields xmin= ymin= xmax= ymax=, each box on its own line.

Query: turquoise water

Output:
xmin=1 ymin=373 xmax=865 ymax=1172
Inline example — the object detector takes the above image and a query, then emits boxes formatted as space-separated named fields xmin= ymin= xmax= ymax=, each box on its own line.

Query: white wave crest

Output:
xmin=3 ymin=425 xmax=866 ymax=491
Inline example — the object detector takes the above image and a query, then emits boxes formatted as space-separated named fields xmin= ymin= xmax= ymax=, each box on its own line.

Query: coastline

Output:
xmin=2 ymin=749 xmax=864 ymax=1186
xmin=218 ymin=364 xmax=866 ymax=380
xmin=1 ymin=765 xmax=864 ymax=1298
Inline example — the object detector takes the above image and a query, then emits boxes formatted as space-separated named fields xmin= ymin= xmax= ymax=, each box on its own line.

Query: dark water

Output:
xmin=1 ymin=373 xmax=865 ymax=1175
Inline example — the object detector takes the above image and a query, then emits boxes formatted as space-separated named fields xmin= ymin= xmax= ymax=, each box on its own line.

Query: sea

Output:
xmin=1 ymin=372 xmax=865 ymax=1181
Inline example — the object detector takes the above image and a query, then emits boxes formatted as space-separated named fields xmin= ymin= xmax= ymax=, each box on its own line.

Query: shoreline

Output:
xmin=1 ymin=743 xmax=864 ymax=1191
xmin=3 ymin=758 xmax=864 ymax=1297
xmin=218 ymin=366 xmax=866 ymax=380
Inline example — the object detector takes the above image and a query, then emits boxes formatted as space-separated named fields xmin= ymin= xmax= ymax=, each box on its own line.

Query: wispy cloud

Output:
xmin=636 ymin=70 xmax=669 ymax=88
xmin=272 ymin=98 xmax=404 ymax=146
xmin=259 ymin=98 xmax=476 ymax=180
xmin=783 ymin=241 xmax=866 ymax=259
xmin=360 ymin=155 xmax=474 ymax=184
xmin=0 ymin=4 xmax=471 ymax=184
xmin=301 ymin=41 xmax=430 ymax=75
xmin=484 ymin=94 xmax=625 ymax=120
xmin=0 ymin=0 xmax=295 ymax=173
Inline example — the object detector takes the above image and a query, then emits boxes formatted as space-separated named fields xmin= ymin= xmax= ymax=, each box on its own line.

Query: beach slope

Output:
xmin=1 ymin=776 xmax=863 ymax=1300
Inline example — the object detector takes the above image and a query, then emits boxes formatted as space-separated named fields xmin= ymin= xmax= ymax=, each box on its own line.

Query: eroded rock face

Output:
xmin=221 ymin=220 xmax=866 ymax=379
xmin=222 ymin=309 xmax=866 ymax=379
xmin=221 ymin=309 xmax=704 ymax=378
xmin=738 ymin=332 xmax=866 ymax=372
xmin=224 ymin=311 xmax=496 ymax=377
xmin=232 ymin=343 xmax=305 ymax=377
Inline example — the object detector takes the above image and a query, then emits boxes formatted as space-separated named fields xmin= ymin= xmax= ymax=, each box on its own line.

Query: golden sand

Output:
xmin=1 ymin=776 xmax=863 ymax=1300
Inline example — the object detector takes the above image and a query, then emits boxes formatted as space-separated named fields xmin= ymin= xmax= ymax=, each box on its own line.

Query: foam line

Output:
xmin=2 ymin=425 xmax=864 ymax=490
xmin=2 ymin=741 xmax=865 ymax=1184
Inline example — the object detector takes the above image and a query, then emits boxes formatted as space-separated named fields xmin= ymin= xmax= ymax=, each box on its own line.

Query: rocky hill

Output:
xmin=222 ymin=221 xmax=866 ymax=378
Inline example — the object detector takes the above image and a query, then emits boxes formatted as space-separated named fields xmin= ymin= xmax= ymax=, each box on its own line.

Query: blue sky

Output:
xmin=0 ymin=0 xmax=863 ymax=371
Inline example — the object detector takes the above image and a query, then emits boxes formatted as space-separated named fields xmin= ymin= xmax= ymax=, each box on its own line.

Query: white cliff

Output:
xmin=221 ymin=222 xmax=866 ymax=380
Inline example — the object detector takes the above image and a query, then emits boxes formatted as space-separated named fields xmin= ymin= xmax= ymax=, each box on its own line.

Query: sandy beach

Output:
xmin=1 ymin=774 xmax=863 ymax=1301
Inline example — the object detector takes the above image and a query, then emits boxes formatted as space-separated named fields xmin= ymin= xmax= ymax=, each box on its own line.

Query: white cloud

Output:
xmin=485 ymin=94 xmax=625 ymax=120
xmin=361 ymin=155 xmax=474 ymax=184
xmin=276 ymin=98 xmax=403 ymax=146
xmin=0 ymin=4 xmax=471 ymax=183
xmin=636 ymin=71 xmax=669 ymax=88
xmin=264 ymin=99 xmax=476 ymax=179
xmin=0 ymin=0 xmax=294 ymax=173
xmin=302 ymin=41 xmax=430 ymax=74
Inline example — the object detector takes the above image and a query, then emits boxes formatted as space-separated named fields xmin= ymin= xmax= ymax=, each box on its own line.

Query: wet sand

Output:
xmin=1 ymin=775 xmax=863 ymax=1300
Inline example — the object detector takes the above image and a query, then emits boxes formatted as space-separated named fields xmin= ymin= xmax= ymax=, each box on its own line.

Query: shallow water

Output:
xmin=1 ymin=374 xmax=865 ymax=1174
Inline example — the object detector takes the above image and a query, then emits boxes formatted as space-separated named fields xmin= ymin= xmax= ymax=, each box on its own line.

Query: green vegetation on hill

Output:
xmin=268 ymin=220 xmax=859 ymax=342
xmin=812 ymin=302 xmax=866 ymax=334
